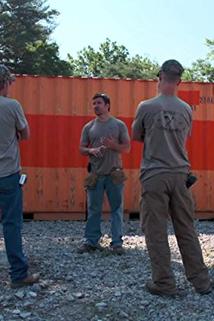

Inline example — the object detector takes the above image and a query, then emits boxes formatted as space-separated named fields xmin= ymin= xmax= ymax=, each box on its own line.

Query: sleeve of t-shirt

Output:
xmin=13 ymin=100 xmax=28 ymax=131
xmin=80 ymin=124 xmax=90 ymax=146
xmin=118 ymin=121 xmax=130 ymax=144
xmin=131 ymin=102 xmax=145 ymax=141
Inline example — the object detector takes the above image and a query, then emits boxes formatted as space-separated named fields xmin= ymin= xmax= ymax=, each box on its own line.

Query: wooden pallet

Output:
xmin=23 ymin=211 xmax=214 ymax=221
xmin=23 ymin=212 xmax=86 ymax=221
xmin=23 ymin=211 xmax=133 ymax=221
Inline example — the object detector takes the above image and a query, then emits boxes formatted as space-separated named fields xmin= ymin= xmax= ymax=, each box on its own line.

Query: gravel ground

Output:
xmin=0 ymin=219 xmax=214 ymax=321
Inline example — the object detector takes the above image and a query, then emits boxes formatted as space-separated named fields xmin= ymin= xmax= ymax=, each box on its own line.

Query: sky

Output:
xmin=48 ymin=0 xmax=214 ymax=67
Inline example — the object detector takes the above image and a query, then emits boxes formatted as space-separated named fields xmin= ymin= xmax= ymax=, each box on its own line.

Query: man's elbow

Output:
xmin=121 ymin=142 xmax=130 ymax=153
xmin=19 ymin=126 xmax=30 ymax=140
xmin=131 ymin=135 xmax=144 ymax=142
xmin=124 ymin=143 xmax=131 ymax=153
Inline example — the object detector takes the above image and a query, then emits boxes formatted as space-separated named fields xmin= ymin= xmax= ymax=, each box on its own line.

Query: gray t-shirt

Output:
xmin=0 ymin=96 xmax=28 ymax=177
xmin=132 ymin=94 xmax=192 ymax=181
xmin=80 ymin=116 xmax=129 ymax=175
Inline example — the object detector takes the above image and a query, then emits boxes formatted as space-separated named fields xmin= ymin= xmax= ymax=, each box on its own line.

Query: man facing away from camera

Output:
xmin=131 ymin=59 xmax=212 ymax=296
xmin=0 ymin=64 xmax=39 ymax=288
xmin=78 ymin=92 xmax=130 ymax=254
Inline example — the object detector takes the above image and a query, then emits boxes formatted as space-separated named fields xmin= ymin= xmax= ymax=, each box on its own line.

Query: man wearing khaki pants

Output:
xmin=131 ymin=60 xmax=212 ymax=296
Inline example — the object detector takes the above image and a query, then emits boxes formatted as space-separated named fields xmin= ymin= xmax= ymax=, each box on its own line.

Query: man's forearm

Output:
xmin=79 ymin=146 xmax=91 ymax=156
xmin=111 ymin=142 xmax=130 ymax=153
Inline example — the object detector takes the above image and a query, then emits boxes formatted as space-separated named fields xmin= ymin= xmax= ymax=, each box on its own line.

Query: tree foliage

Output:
xmin=20 ymin=40 xmax=73 ymax=75
xmin=0 ymin=0 xmax=72 ymax=75
xmin=0 ymin=1 xmax=213 ymax=81
xmin=71 ymin=38 xmax=214 ymax=81
xmin=68 ymin=38 xmax=159 ymax=80
xmin=183 ymin=39 xmax=214 ymax=82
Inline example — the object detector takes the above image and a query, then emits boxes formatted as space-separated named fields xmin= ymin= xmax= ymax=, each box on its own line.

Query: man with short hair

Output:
xmin=78 ymin=93 xmax=130 ymax=254
xmin=132 ymin=60 xmax=212 ymax=296
xmin=0 ymin=64 xmax=39 ymax=288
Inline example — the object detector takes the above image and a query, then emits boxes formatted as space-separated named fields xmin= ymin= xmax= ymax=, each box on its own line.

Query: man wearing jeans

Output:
xmin=132 ymin=60 xmax=212 ymax=296
xmin=78 ymin=92 xmax=130 ymax=254
xmin=0 ymin=64 xmax=39 ymax=288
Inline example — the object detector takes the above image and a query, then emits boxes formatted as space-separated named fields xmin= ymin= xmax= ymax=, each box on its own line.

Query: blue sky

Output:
xmin=48 ymin=0 xmax=214 ymax=67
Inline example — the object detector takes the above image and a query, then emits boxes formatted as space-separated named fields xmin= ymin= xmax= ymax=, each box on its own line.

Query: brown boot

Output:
xmin=145 ymin=281 xmax=178 ymax=297
xmin=77 ymin=243 xmax=103 ymax=254
xmin=11 ymin=273 xmax=40 ymax=289
xmin=109 ymin=245 xmax=125 ymax=255
xmin=195 ymin=280 xmax=213 ymax=295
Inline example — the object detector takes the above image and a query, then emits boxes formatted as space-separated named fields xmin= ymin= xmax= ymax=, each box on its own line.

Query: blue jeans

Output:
xmin=85 ymin=175 xmax=124 ymax=247
xmin=0 ymin=173 xmax=28 ymax=282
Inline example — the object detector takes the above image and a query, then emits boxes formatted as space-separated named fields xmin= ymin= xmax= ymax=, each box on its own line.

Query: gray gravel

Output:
xmin=0 ymin=219 xmax=214 ymax=321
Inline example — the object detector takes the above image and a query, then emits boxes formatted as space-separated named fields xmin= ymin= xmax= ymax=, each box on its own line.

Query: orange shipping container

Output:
xmin=9 ymin=76 xmax=214 ymax=220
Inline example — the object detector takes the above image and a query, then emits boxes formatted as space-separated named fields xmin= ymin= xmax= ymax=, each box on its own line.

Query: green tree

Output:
xmin=20 ymin=40 xmax=73 ymax=75
xmin=0 ymin=0 xmax=71 ymax=75
xmin=69 ymin=46 xmax=104 ymax=77
xmin=70 ymin=38 xmax=159 ymax=79
xmin=183 ymin=39 xmax=214 ymax=82
xmin=123 ymin=55 xmax=159 ymax=79
xmin=71 ymin=38 xmax=129 ymax=77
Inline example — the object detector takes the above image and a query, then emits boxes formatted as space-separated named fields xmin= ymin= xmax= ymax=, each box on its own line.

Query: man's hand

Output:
xmin=102 ymin=136 xmax=118 ymax=150
xmin=102 ymin=136 xmax=130 ymax=153
xmin=89 ymin=145 xmax=106 ymax=158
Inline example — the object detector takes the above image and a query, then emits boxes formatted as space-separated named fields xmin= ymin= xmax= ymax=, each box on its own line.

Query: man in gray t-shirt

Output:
xmin=133 ymin=94 xmax=192 ymax=182
xmin=78 ymin=92 xmax=130 ymax=254
xmin=0 ymin=64 xmax=39 ymax=288
xmin=132 ymin=60 xmax=212 ymax=296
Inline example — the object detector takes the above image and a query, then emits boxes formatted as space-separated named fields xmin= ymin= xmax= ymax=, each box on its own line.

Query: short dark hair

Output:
xmin=157 ymin=59 xmax=184 ymax=82
xmin=92 ymin=92 xmax=110 ymax=106
xmin=0 ymin=64 xmax=15 ymax=90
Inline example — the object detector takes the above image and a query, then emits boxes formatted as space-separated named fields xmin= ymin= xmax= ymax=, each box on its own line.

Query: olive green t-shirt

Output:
xmin=80 ymin=116 xmax=129 ymax=175
xmin=0 ymin=96 xmax=28 ymax=177
xmin=132 ymin=94 xmax=192 ymax=181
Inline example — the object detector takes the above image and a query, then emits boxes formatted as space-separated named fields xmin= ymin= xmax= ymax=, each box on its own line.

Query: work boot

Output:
xmin=109 ymin=245 xmax=125 ymax=255
xmin=145 ymin=281 xmax=178 ymax=297
xmin=77 ymin=243 xmax=103 ymax=254
xmin=195 ymin=280 xmax=213 ymax=295
xmin=11 ymin=273 xmax=40 ymax=289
